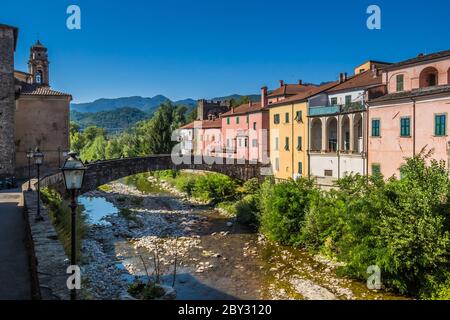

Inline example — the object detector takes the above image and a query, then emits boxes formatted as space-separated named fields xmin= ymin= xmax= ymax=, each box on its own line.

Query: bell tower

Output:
xmin=28 ymin=40 xmax=49 ymax=86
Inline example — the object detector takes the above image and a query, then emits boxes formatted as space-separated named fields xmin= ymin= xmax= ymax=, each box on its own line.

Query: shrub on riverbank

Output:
xmin=40 ymin=188 xmax=88 ymax=258
xmin=255 ymin=151 xmax=450 ymax=299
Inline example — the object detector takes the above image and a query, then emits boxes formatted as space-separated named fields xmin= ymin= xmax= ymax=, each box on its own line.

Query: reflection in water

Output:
xmin=78 ymin=196 xmax=118 ymax=226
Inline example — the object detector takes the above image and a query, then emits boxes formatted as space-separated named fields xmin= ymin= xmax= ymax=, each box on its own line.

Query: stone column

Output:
xmin=321 ymin=117 xmax=327 ymax=152
xmin=349 ymin=115 xmax=355 ymax=152
xmin=0 ymin=26 xmax=16 ymax=179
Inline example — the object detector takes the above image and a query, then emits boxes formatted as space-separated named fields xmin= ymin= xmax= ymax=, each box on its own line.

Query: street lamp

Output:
xmin=34 ymin=148 xmax=44 ymax=222
xmin=61 ymin=151 xmax=87 ymax=301
xmin=26 ymin=148 xmax=34 ymax=192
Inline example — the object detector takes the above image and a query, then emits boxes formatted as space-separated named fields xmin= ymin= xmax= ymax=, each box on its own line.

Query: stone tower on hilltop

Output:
xmin=0 ymin=24 xmax=17 ymax=179
xmin=28 ymin=40 xmax=49 ymax=86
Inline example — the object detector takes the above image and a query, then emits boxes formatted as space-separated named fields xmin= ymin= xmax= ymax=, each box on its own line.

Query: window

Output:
xmin=244 ymin=139 xmax=248 ymax=147
xmin=295 ymin=110 xmax=303 ymax=122
xmin=253 ymin=122 xmax=257 ymax=130
xmin=236 ymin=117 xmax=240 ymax=124
xmin=297 ymin=136 xmax=302 ymax=151
xmin=429 ymin=73 xmax=437 ymax=86
xmin=345 ymin=95 xmax=352 ymax=105
xmin=324 ymin=170 xmax=333 ymax=177
xmin=371 ymin=119 xmax=380 ymax=137
xmin=252 ymin=139 xmax=258 ymax=147
xmin=285 ymin=112 xmax=290 ymax=123
xmin=298 ymin=162 xmax=303 ymax=175
xmin=35 ymin=70 xmax=42 ymax=84
xmin=274 ymin=114 xmax=280 ymax=124
xmin=227 ymin=117 xmax=230 ymax=125
xmin=435 ymin=114 xmax=447 ymax=136
xmin=396 ymin=74 xmax=404 ymax=92
xmin=400 ymin=117 xmax=411 ymax=137
xmin=285 ymin=137 xmax=290 ymax=150
xmin=275 ymin=158 xmax=280 ymax=171
xmin=331 ymin=97 xmax=338 ymax=105
xmin=372 ymin=164 xmax=381 ymax=176
xmin=275 ymin=137 xmax=279 ymax=151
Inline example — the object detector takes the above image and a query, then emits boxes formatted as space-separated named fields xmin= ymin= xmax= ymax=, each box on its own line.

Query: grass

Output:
xmin=40 ymin=188 xmax=88 ymax=259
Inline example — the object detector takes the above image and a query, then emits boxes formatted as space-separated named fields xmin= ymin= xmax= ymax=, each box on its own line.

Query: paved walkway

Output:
xmin=0 ymin=189 xmax=32 ymax=300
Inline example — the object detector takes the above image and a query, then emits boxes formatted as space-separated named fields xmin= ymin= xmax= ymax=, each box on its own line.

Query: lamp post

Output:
xmin=34 ymin=148 xmax=44 ymax=222
xmin=61 ymin=151 xmax=86 ymax=301
xmin=26 ymin=148 xmax=34 ymax=192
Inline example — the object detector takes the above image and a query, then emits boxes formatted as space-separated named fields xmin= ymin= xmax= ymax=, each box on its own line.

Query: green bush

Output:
xmin=174 ymin=175 xmax=196 ymax=197
xmin=191 ymin=173 xmax=237 ymax=202
xmin=235 ymin=194 xmax=259 ymax=228
xmin=259 ymin=178 xmax=318 ymax=246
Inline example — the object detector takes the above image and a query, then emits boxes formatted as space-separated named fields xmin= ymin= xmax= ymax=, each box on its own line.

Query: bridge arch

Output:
xmin=40 ymin=155 xmax=269 ymax=194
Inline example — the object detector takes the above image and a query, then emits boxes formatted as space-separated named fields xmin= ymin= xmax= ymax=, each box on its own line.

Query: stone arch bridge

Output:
xmin=39 ymin=155 xmax=271 ymax=194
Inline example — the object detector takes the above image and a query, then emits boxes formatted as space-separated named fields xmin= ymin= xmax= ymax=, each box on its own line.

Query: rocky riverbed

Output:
xmin=79 ymin=177 xmax=406 ymax=300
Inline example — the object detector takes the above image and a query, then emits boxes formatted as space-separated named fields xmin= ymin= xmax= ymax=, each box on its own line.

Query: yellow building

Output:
xmin=268 ymin=83 xmax=338 ymax=180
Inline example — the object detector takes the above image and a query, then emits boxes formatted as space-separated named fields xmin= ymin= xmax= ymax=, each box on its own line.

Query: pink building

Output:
xmin=368 ymin=50 xmax=450 ymax=177
xmin=219 ymin=98 xmax=270 ymax=163
xmin=179 ymin=118 xmax=222 ymax=156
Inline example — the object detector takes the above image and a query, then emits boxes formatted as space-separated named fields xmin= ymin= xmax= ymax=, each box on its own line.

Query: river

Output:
xmin=78 ymin=174 xmax=406 ymax=300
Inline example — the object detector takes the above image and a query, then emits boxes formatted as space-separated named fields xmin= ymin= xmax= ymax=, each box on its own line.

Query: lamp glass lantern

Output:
xmin=27 ymin=149 xmax=34 ymax=159
xmin=61 ymin=152 xmax=87 ymax=190
xmin=34 ymin=149 xmax=44 ymax=165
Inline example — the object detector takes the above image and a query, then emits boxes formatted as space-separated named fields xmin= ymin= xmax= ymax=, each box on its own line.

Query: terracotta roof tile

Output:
xmin=384 ymin=49 xmax=450 ymax=71
xmin=221 ymin=101 xmax=264 ymax=116
xmin=180 ymin=118 xmax=222 ymax=130
xmin=18 ymin=84 xmax=71 ymax=97
xmin=268 ymin=84 xmax=317 ymax=97
xmin=326 ymin=70 xmax=382 ymax=93
xmin=369 ymin=84 xmax=450 ymax=104
xmin=268 ymin=81 xmax=340 ymax=106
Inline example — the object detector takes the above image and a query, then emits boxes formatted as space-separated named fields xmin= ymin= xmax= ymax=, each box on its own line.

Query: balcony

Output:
xmin=309 ymin=102 xmax=365 ymax=116
xmin=309 ymin=105 xmax=340 ymax=116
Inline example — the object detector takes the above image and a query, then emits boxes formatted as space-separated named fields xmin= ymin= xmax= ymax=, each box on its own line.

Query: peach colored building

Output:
xmin=219 ymin=97 xmax=269 ymax=163
xmin=368 ymin=50 xmax=450 ymax=178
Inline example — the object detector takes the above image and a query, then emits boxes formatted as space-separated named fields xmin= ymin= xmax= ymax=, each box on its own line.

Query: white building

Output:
xmin=308 ymin=61 xmax=390 ymax=186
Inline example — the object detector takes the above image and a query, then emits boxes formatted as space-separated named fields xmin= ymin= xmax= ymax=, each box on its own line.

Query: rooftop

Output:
xmin=268 ymin=81 xmax=340 ymax=106
xmin=180 ymin=118 xmax=222 ymax=130
xmin=369 ymin=84 xmax=450 ymax=104
xmin=268 ymin=83 xmax=317 ymax=97
xmin=17 ymin=82 xmax=71 ymax=98
xmin=221 ymin=101 xmax=264 ymax=116
xmin=326 ymin=70 xmax=382 ymax=93
xmin=384 ymin=49 xmax=450 ymax=71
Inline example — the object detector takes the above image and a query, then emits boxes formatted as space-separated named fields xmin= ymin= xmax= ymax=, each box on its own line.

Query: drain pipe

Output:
xmin=411 ymin=97 xmax=416 ymax=156
xmin=364 ymin=100 xmax=370 ymax=179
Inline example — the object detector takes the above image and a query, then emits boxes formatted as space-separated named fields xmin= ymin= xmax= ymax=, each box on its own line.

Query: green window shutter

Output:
xmin=371 ymin=119 xmax=380 ymax=137
xmin=297 ymin=136 xmax=302 ymax=151
xmin=285 ymin=112 xmax=290 ymax=123
xmin=285 ymin=137 xmax=289 ymax=150
xmin=274 ymin=114 xmax=280 ymax=124
xmin=372 ymin=164 xmax=381 ymax=176
xmin=396 ymin=74 xmax=404 ymax=92
xmin=435 ymin=114 xmax=446 ymax=136
xmin=236 ymin=117 xmax=240 ymax=124
xmin=400 ymin=117 xmax=410 ymax=137
xmin=331 ymin=97 xmax=338 ymax=105
xmin=345 ymin=95 xmax=352 ymax=105
xmin=298 ymin=162 xmax=303 ymax=175
xmin=227 ymin=117 xmax=230 ymax=125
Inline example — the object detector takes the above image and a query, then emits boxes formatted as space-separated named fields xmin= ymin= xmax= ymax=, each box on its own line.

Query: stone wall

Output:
xmin=0 ymin=26 xmax=16 ymax=178
xmin=23 ymin=187 xmax=70 ymax=300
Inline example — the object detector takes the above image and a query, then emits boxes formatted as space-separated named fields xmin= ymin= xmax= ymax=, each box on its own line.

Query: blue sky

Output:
xmin=1 ymin=0 xmax=449 ymax=103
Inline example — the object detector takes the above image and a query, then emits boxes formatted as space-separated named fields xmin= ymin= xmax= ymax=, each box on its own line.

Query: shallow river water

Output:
xmin=79 ymin=175 xmax=406 ymax=300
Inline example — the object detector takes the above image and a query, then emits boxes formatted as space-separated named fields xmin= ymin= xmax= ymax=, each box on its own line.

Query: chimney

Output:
xmin=344 ymin=72 xmax=348 ymax=81
xmin=298 ymin=80 xmax=303 ymax=86
xmin=372 ymin=64 xmax=378 ymax=78
xmin=279 ymin=80 xmax=284 ymax=87
xmin=261 ymin=86 xmax=268 ymax=108
xmin=339 ymin=73 xmax=344 ymax=83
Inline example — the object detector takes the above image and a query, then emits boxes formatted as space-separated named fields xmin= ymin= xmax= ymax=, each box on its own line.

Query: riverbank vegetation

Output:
xmin=152 ymin=151 xmax=450 ymax=299
xmin=40 ymin=188 xmax=88 ymax=258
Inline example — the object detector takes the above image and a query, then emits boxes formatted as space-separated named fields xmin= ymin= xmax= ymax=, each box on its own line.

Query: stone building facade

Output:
xmin=0 ymin=23 xmax=71 ymax=180
xmin=0 ymin=24 xmax=18 ymax=179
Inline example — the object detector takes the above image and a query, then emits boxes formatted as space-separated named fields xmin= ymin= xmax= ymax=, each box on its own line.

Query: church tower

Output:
xmin=28 ymin=40 xmax=49 ymax=86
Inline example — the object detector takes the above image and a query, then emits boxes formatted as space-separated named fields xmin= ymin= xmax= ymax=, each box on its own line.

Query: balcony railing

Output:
xmin=309 ymin=102 xmax=365 ymax=116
